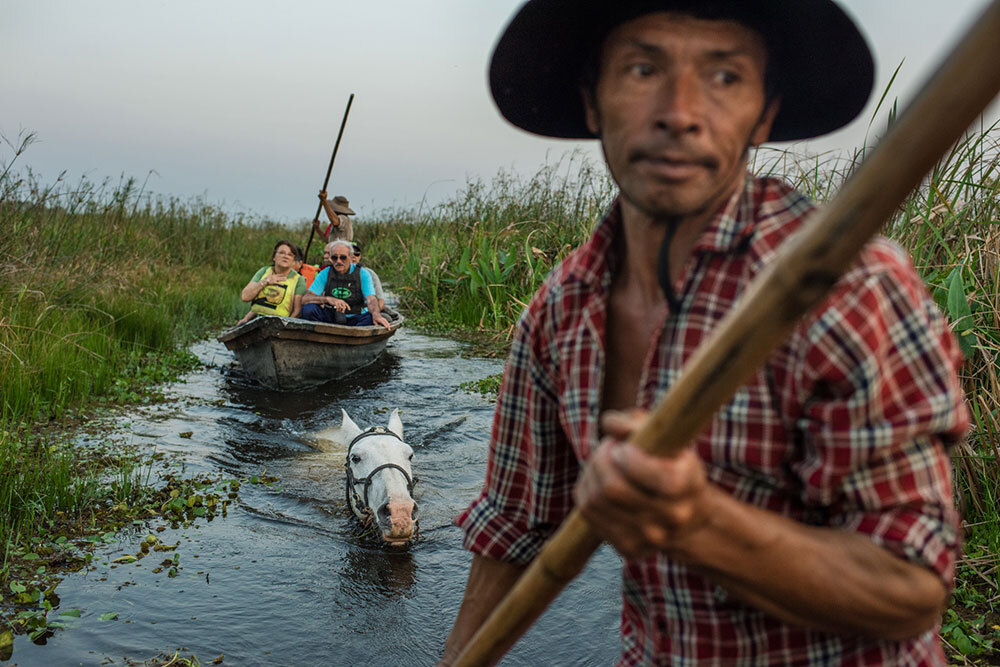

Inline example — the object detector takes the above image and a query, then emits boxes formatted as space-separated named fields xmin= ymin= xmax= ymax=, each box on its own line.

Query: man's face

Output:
xmin=584 ymin=13 xmax=778 ymax=221
xmin=330 ymin=247 xmax=352 ymax=275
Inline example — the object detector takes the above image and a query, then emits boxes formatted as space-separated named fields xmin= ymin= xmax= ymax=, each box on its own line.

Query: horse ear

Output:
xmin=387 ymin=409 xmax=403 ymax=439
xmin=340 ymin=409 xmax=362 ymax=439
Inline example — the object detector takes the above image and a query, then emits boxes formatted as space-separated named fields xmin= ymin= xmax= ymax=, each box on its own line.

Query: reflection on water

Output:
xmin=11 ymin=329 xmax=622 ymax=666
xmin=340 ymin=548 xmax=418 ymax=599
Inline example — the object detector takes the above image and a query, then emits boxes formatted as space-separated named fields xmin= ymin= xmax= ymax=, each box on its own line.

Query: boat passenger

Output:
xmin=294 ymin=244 xmax=320 ymax=289
xmin=351 ymin=242 xmax=386 ymax=312
xmin=300 ymin=240 xmax=390 ymax=328
xmin=311 ymin=191 xmax=355 ymax=242
xmin=237 ymin=240 xmax=307 ymax=325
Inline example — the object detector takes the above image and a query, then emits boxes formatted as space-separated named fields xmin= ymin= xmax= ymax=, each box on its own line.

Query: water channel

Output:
xmin=11 ymin=328 xmax=622 ymax=666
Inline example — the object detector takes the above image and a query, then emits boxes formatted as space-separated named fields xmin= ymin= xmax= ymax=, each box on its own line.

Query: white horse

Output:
xmin=313 ymin=409 xmax=418 ymax=547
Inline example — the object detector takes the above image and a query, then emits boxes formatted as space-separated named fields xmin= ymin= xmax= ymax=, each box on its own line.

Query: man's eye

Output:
xmin=713 ymin=70 xmax=740 ymax=86
xmin=627 ymin=62 xmax=654 ymax=77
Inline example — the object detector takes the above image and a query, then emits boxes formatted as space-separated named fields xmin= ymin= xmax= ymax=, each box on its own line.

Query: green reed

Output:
xmin=0 ymin=132 xmax=293 ymax=560
xmin=359 ymin=151 xmax=615 ymax=341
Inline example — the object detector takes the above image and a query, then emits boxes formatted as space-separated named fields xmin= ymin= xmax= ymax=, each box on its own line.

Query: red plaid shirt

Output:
xmin=456 ymin=176 xmax=969 ymax=665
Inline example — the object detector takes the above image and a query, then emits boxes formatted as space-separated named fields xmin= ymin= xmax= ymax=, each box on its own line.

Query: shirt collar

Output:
xmin=573 ymin=175 xmax=759 ymax=287
xmin=691 ymin=175 xmax=758 ymax=254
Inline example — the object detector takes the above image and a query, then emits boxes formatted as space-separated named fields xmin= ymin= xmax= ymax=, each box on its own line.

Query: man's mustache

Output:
xmin=628 ymin=145 xmax=718 ymax=170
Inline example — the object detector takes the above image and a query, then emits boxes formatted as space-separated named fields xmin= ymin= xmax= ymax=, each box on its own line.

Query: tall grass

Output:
xmin=0 ymin=132 xmax=295 ymax=561
xmin=359 ymin=151 xmax=615 ymax=341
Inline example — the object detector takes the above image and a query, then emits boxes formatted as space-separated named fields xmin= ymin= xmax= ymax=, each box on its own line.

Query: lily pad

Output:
xmin=99 ymin=612 xmax=118 ymax=621
xmin=59 ymin=609 xmax=82 ymax=618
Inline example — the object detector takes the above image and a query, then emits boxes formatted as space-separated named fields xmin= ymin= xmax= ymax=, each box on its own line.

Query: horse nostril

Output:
xmin=377 ymin=503 xmax=391 ymax=521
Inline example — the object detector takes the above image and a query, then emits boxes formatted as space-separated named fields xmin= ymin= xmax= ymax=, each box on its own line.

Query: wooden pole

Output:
xmin=453 ymin=1 xmax=1000 ymax=665
xmin=304 ymin=93 xmax=355 ymax=263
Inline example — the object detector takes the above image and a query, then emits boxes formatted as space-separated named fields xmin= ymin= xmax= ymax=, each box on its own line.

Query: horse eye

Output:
xmin=351 ymin=454 xmax=361 ymax=464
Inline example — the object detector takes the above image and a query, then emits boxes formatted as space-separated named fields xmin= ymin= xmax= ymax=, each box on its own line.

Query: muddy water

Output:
xmin=13 ymin=329 xmax=622 ymax=666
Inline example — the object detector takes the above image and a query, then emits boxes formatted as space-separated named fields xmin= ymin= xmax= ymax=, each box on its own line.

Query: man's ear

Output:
xmin=582 ymin=87 xmax=601 ymax=137
xmin=750 ymin=97 xmax=781 ymax=146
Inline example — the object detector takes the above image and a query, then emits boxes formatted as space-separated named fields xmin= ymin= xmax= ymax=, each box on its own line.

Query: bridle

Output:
xmin=344 ymin=426 xmax=418 ymax=523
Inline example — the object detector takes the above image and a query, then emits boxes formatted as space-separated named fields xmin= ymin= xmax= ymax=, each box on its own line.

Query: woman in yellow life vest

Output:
xmin=237 ymin=240 xmax=307 ymax=325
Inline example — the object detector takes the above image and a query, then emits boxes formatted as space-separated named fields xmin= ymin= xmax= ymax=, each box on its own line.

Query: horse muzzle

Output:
xmin=377 ymin=499 xmax=418 ymax=546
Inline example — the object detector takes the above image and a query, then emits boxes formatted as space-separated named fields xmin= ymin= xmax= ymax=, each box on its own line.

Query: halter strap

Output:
xmin=344 ymin=426 xmax=417 ymax=515
xmin=346 ymin=426 xmax=403 ymax=458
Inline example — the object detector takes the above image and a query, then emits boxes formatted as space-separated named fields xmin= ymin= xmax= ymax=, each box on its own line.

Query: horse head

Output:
xmin=340 ymin=409 xmax=418 ymax=547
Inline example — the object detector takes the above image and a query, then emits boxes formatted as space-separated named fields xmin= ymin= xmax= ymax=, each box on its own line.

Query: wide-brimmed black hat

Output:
xmin=489 ymin=0 xmax=874 ymax=142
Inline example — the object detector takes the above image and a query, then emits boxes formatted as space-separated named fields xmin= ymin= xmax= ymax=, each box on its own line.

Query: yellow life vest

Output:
xmin=250 ymin=268 xmax=300 ymax=317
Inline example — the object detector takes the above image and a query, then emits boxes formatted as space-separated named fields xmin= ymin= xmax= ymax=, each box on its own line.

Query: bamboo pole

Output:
xmin=304 ymin=93 xmax=355 ymax=263
xmin=453 ymin=1 xmax=1000 ymax=665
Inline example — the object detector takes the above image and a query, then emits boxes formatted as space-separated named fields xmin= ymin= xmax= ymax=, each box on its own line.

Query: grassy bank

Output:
xmin=359 ymin=130 xmax=1000 ymax=659
xmin=0 ymin=133 xmax=297 ymax=574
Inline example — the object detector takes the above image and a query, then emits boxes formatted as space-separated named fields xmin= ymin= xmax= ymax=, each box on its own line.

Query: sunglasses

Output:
xmin=332 ymin=254 xmax=350 ymax=261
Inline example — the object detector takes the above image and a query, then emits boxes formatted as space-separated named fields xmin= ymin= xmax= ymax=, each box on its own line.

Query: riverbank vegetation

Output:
xmin=3 ymin=117 xmax=998 ymax=660
xmin=360 ymin=127 xmax=1000 ymax=660
xmin=0 ymin=132 xmax=292 ymax=612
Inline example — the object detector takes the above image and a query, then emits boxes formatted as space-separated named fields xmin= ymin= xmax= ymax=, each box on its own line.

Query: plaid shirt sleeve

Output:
xmin=455 ymin=284 xmax=579 ymax=566
xmin=775 ymin=239 xmax=969 ymax=585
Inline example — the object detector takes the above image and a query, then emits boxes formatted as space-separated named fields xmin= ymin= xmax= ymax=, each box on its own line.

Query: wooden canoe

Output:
xmin=217 ymin=311 xmax=404 ymax=390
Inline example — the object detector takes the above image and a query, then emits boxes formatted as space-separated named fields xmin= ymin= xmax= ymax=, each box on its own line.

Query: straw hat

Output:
xmin=331 ymin=196 xmax=355 ymax=215
xmin=489 ymin=0 xmax=874 ymax=142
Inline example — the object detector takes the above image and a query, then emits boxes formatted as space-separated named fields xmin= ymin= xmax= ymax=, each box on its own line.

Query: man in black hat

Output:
xmin=443 ymin=1 xmax=968 ymax=664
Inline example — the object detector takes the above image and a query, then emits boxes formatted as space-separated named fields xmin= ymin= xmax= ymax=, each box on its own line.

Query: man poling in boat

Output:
xmin=312 ymin=191 xmax=355 ymax=242
xmin=442 ymin=1 xmax=971 ymax=664
xmin=300 ymin=239 xmax=390 ymax=328
xmin=237 ymin=239 xmax=307 ymax=325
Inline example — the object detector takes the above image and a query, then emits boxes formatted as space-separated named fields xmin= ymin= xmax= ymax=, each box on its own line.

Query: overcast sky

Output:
xmin=2 ymin=1 xmax=997 ymax=222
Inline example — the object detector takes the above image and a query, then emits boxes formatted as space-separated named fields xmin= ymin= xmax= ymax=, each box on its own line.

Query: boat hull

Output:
xmin=217 ymin=313 xmax=403 ymax=390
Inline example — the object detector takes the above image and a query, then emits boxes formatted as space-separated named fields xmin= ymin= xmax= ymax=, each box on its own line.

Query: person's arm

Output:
xmin=240 ymin=268 xmax=270 ymax=302
xmin=439 ymin=555 xmax=525 ymax=666
xmin=302 ymin=268 xmax=330 ymax=306
xmin=319 ymin=191 xmax=340 ymax=227
xmin=370 ymin=270 xmax=386 ymax=311
xmin=240 ymin=279 xmax=263 ymax=303
xmin=361 ymin=268 xmax=390 ymax=327
xmin=302 ymin=291 xmax=349 ymax=311
xmin=575 ymin=418 xmax=947 ymax=640
xmin=367 ymin=294 xmax=390 ymax=328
